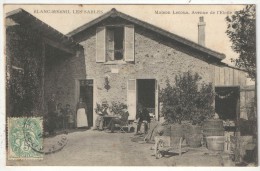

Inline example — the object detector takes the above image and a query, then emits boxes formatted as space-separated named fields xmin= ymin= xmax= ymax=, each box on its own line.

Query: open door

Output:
xmin=127 ymin=79 xmax=136 ymax=120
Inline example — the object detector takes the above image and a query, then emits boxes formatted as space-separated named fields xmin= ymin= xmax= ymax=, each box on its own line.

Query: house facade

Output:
xmin=67 ymin=8 xmax=254 ymax=127
xmin=6 ymin=8 xmax=255 ymax=128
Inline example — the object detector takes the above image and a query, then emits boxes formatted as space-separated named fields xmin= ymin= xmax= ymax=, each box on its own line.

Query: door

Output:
xmin=79 ymin=80 xmax=94 ymax=127
xmin=127 ymin=79 xmax=136 ymax=120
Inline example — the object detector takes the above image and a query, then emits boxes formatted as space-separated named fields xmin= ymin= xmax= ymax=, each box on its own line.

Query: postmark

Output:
xmin=8 ymin=117 xmax=43 ymax=160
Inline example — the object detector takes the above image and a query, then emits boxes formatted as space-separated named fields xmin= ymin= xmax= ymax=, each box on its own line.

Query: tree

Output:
xmin=159 ymin=71 xmax=214 ymax=125
xmin=226 ymin=5 xmax=256 ymax=80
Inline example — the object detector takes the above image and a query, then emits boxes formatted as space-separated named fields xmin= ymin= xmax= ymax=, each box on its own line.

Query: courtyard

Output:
xmin=7 ymin=130 xmax=222 ymax=166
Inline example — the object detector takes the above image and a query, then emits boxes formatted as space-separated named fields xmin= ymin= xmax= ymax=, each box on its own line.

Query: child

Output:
xmin=64 ymin=104 xmax=74 ymax=129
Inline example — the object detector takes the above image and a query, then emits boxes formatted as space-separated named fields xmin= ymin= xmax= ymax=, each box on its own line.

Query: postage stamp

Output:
xmin=8 ymin=117 xmax=43 ymax=160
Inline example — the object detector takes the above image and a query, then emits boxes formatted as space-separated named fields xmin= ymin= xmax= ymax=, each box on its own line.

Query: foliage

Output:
xmin=94 ymin=101 xmax=127 ymax=116
xmin=226 ymin=5 xmax=256 ymax=80
xmin=111 ymin=101 xmax=127 ymax=116
xmin=6 ymin=25 xmax=43 ymax=116
xmin=159 ymin=71 xmax=214 ymax=125
xmin=94 ymin=103 xmax=106 ymax=114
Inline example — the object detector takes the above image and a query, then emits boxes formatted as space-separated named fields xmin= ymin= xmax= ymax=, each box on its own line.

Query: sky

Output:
xmin=4 ymin=4 xmax=246 ymax=65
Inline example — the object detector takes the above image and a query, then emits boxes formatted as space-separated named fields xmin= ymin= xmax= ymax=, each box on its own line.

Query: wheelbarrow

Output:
xmin=154 ymin=136 xmax=189 ymax=159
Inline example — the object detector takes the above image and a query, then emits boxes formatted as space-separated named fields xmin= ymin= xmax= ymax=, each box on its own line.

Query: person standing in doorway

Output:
xmin=47 ymin=93 xmax=57 ymax=135
xmin=76 ymin=98 xmax=88 ymax=128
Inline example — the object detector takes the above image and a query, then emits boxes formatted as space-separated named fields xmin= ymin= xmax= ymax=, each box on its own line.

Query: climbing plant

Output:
xmin=6 ymin=25 xmax=43 ymax=116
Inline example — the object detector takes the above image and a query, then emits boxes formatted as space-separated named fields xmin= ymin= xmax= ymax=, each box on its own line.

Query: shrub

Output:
xmin=159 ymin=71 xmax=214 ymax=125
xmin=111 ymin=101 xmax=127 ymax=116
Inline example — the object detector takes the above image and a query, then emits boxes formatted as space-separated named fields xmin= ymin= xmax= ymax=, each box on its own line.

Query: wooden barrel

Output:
xmin=185 ymin=125 xmax=202 ymax=148
xmin=170 ymin=124 xmax=183 ymax=146
xmin=170 ymin=124 xmax=183 ymax=137
xmin=203 ymin=119 xmax=224 ymax=137
xmin=206 ymin=136 xmax=225 ymax=151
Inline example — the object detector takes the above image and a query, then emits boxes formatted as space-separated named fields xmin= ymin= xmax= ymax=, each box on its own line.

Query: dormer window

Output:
xmin=96 ymin=25 xmax=134 ymax=63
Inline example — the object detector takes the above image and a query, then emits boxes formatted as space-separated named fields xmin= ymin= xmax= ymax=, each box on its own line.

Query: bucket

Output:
xmin=206 ymin=136 xmax=225 ymax=151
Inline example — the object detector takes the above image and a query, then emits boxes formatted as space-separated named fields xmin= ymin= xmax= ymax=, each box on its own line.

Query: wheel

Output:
xmin=155 ymin=139 xmax=165 ymax=159
xmin=156 ymin=150 xmax=163 ymax=159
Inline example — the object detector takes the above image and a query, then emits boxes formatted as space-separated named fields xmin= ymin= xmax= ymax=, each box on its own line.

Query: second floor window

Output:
xmin=96 ymin=25 xmax=134 ymax=63
xmin=106 ymin=26 xmax=124 ymax=61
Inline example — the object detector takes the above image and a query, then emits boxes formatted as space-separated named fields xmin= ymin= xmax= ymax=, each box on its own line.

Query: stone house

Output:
xmin=66 ymin=8 xmax=254 ymax=127
xmin=6 ymin=8 xmax=255 ymax=128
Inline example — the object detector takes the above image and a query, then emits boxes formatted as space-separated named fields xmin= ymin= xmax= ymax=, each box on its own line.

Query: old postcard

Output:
xmin=3 ymin=4 xmax=257 ymax=166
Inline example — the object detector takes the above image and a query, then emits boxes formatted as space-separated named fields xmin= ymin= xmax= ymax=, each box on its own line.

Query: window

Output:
xmin=106 ymin=27 xmax=124 ymax=61
xmin=96 ymin=25 xmax=134 ymax=63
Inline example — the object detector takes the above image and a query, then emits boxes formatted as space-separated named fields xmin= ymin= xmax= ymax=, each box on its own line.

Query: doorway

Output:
xmin=137 ymin=79 xmax=156 ymax=117
xmin=79 ymin=80 xmax=94 ymax=127
xmin=215 ymin=86 xmax=240 ymax=121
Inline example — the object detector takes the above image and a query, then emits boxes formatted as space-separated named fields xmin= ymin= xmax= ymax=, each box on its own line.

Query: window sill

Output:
xmin=104 ymin=60 xmax=127 ymax=65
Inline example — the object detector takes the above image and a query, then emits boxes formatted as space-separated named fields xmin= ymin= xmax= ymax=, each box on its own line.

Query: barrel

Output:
xmin=206 ymin=136 xmax=225 ymax=151
xmin=203 ymin=119 xmax=224 ymax=137
xmin=185 ymin=125 xmax=202 ymax=148
xmin=170 ymin=124 xmax=183 ymax=146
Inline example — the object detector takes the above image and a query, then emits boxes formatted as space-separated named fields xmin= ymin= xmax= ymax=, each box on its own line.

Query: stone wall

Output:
xmin=44 ymin=47 xmax=86 ymax=114
xmin=81 ymin=26 xmax=214 ymax=120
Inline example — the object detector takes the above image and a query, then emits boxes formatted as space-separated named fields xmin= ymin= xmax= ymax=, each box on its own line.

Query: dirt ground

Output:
xmin=7 ymin=129 xmax=222 ymax=166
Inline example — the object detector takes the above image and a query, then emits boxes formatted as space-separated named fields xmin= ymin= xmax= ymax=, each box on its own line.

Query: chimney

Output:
xmin=198 ymin=16 xmax=206 ymax=46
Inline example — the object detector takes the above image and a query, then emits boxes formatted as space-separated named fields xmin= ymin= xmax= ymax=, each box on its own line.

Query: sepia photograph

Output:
xmin=3 ymin=3 xmax=257 ymax=167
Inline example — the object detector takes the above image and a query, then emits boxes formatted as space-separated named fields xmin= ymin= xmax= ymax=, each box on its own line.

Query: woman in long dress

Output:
xmin=76 ymin=98 xmax=88 ymax=128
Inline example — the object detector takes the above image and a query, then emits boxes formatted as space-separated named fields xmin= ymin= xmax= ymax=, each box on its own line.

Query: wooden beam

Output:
xmin=43 ymin=37 xmax=76 ymax=55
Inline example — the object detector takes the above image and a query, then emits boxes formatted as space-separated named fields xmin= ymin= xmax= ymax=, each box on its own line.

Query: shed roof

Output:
xmin=6 ymin=8 xmax=82 ymax=54
xmin=67 ymin=8 xmax=226 ymax=61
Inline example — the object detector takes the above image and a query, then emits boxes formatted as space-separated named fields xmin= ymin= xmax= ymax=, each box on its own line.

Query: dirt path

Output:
xmin=7 ymin=130 xmax=222 ymax=166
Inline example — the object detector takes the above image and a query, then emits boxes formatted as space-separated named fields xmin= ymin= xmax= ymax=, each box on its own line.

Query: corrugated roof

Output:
xmin=67 ymin=8 xmax=226 ymax=61
xmin=6 ymin=8 xmax=82 ymax=54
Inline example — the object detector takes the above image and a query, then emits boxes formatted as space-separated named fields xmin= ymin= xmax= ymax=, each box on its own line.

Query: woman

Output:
xmin=76 ymin=98 xmax=88 ymax=128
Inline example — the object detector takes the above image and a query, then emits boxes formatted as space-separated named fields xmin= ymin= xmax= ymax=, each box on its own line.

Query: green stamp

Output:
xmin=8 ymin=117 xmax=43 ymax=160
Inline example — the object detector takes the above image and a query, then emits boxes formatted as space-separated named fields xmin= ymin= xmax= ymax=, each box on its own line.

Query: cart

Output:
xmin=154 ymin=135 xmax=189 ymax=159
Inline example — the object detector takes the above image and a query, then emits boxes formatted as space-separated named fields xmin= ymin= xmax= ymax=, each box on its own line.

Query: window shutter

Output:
xmin=124 ymin=25 xmax=135 ymax=61
xmin=155 ymin=80 xmax=159 ymax=121
xmin=96 ymin=27 xmax=106 ymax=62
xmin=127 ymin=79 xmax=136 ymax=120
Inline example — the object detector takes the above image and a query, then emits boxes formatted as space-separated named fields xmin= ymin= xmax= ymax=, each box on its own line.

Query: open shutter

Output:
xmin=96 ymin=27 xmax=106 ymax=62
xmin=124 ymin=25 xmax=134 ymax=61
xmin=75 ymin=79 xmax=80 ymax=107
xmin=127 ymin=79 xmax=136 ymax=120
xmin=106 ymin=28 xmax=114 ymax=61
xmin=155 ymin=80 xmax=159 ymax=121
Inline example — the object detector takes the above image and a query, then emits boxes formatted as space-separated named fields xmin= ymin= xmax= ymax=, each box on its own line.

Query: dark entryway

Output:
xmin=215 ymin=86 xmax=240 ymax=120
xmin=79 ymin=80 xmax=93 ymax=127
xmin=137 ymin=79 xmax=155 ymax=110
